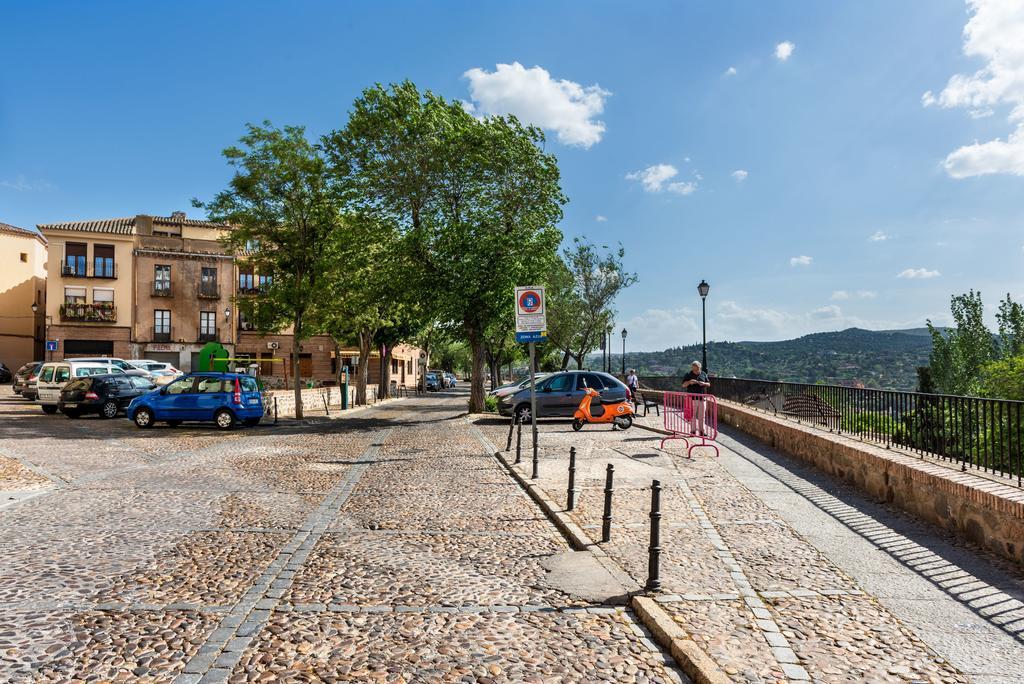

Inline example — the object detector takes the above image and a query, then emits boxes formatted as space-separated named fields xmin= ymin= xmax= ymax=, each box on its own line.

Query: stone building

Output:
xmin=0 ymin=222 xmax=48 ymax=369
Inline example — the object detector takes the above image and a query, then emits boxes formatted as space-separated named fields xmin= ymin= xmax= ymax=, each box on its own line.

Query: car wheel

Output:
xmin=167 ymin=420 xmax=182 ymax=427
xmin=63 ymin=408 xmax=81 ymax=419
xmin=514 ymin=404 xmax=533 ymax=424
xmin=214 ymin=409 xmax=235 ymax=430
xmin=100 ymin=400 xmax=119 ymax=419
xmin=41 ymin=405 xmax=58 ymax=415
xmin=134 ymin=407 xmax=154 ymax=429
xmin=243 ymin=418 xmax=261 ymax=427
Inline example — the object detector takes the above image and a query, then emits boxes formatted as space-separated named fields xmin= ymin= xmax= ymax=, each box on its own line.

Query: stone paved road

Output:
xmin=0 ymin=386 xmax=683 ymax=683
xmin=475 ymin=408 xmax=1024 ymax=683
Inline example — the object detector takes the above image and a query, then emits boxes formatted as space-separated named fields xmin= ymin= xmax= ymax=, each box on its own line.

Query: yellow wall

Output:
xmin=42 ymin=231 xmax=135 ymax=325
xmin=0 ymin=232 xmax=47 ymax=368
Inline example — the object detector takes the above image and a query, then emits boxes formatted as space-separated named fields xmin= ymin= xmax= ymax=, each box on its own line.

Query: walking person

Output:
xmin=681 ymin=361 xmax=711 ymax=435
xmin=626 ymin=368 xmax=640 ymax=395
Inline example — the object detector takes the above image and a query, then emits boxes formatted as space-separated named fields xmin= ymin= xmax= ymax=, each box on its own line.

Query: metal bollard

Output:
xmin=531 ymin=431 xmax=539 ymax=480
xmin=505 ymin=415 xmax=515 ymax=451
xmin=274 ymin=397 xmax=278 ymax=424
xmin=322 ymin=391 xmax=330 ymax=416
xmin=566 ymin=446 xmax=577 ymax=511
xmin=601 ymin=464 xmax=614 ymax=543
xmin=646 ymin=479 xmax=663 ymax=592
xmin=515 ymin=417 xmax=523 ymax=464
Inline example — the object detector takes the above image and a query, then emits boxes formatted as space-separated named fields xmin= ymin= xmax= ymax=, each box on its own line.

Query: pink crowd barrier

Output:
xmin=660 ymin=391 xmax=720 ymax=458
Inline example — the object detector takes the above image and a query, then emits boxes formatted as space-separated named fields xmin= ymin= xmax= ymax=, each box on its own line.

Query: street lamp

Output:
xmin=697 ymin=280 xmax=710 ymax=371
xmin=621 ymin=328 xmax=628 ymax=376
xmin=605 ymin=325 xmax=613 ymax=373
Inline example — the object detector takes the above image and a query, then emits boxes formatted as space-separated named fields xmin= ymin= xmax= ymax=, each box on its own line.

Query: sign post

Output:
xmin=515 ymin=286 xmax=547 ymax=472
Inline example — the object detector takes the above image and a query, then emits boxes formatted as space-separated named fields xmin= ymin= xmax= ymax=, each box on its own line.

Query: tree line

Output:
xmin=195 ymin=81 xmax=634 ymax=417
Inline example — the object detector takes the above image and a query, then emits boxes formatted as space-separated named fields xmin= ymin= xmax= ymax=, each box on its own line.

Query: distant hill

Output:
xmin=599 ymin=327 xmax=937 ymax=391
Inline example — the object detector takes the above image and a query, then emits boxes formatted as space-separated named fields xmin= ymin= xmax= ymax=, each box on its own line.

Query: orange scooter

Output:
xmin=572 ymin=387 xmax=635 ymax=431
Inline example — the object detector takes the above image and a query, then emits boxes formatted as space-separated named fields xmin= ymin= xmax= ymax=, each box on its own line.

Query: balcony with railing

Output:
xmin=59 ymin=302 xmax=117 ymax=323
xmin=152 ymin=283 xmax=173 ymax=297
xmin=198 ymin=285 xmax=220 ymax=299
xmin=61 ymin=262 xmax=118 ymax=279
xmin=198 ymin=329 xmax=218 ymax=342
xmin=153 ymin=329 xmax=172 ymax=343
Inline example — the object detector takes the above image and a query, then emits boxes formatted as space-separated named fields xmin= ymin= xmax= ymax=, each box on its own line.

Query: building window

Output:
xmin=93 ymin=244 xmax=115 ymax=278
xmin=64 ymin=243 xmax=87 ymax=276
xmin=258 ymin=273 xmax=272 ymax=292
xmin=245 ymin=239 xmax=260 ymax=251
xmin=20 ymin=252 xmax=28 ymax=262
xmin=154 ymin=264 xmax=171 ymax=295
xmin=199 ymin=311 xmax=216 ymax=341
xmin=154 ymin=310 xmax=171 ymax=342
xmin=239 ymin=267 xmax=254 ymax=292
xmin=200 ymin=267 xmax=218 ymax=298
xmin=64 ymin=286 xmax=86 ymax=304
xmin=93 ymin=288 xmax=114 ymax=304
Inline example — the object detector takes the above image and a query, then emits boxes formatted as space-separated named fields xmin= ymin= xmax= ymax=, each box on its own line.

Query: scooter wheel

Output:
xmin=572 ymin=419 xmax=584 ymax=432
xmin=614 ymin=415 xmax=633 ymax=430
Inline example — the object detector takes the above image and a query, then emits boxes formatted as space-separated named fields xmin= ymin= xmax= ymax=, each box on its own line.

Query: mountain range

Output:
xmin=598 ymin=328 xmax=937 ymax=391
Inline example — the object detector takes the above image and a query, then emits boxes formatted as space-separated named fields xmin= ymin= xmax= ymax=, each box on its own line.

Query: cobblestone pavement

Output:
xmin=0 ymin=386 xmax=683 ymax=682
xmin=475 ymin=408 xmax=1024 ymax=683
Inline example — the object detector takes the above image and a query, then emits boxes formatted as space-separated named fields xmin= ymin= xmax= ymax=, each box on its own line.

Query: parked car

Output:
xmin=58 ymin=374 xmax=156 ymax=419
xmin=12 ymin=361 xmax=43 ymax=398
xmin=488 ymin=373 xmax=549 ymax=398
xmin=427 ymin=370 xmax=449 ymax=389
xmin=445 ymin=372 xmax=458 ymax=388
xmin=36 ymin=361 xmax=124 ymax=414
xmin=425 ymin=372 xmax=441 ymax=391
xmin=0 ymin=362 xmax=11 ymax=384
xmin=71 ymin=357 xmax=151 ymax=378
xmin=127 ymin=360 xmax=181 ymax=385
xmin=497 ymin=370 xmax=630 ymax=422
xmin=127 ymin=372 xmax=264 ymax=430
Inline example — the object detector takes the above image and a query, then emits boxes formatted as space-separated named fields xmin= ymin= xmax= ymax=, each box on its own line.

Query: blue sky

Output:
xmin=2 ymin=0 xmax=1022 ymax=349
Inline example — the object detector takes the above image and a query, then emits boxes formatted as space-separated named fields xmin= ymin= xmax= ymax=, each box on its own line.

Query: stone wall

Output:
xmin=716 ymin=400 xmax=1024 ymax=566
xmin=266 ymin=384 xmax=381 ymax=419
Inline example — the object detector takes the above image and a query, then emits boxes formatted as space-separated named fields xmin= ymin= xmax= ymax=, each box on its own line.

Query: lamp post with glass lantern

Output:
xmin=621 ymin=328 xmax=628 ymax=376
xmin=697 ymin=280 xmax=710 ymax=371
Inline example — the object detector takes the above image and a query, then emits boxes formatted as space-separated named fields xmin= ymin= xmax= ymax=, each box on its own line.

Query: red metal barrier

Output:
xmin=660 ymin=392 xmax=719 ymax=458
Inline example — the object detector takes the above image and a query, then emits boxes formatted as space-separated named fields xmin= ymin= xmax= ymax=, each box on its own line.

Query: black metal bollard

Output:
xmin=505 ymin=415 xmax=515 ymax=451
xmin=566 ymin=446 xmax=577 ymax=511
xmin=531 ymin=431 xmax=539 ymax=480
xmin=646 ymin=479 xmax=663 ymax=592
xmin=322 ymin=391 xmax=330 ymax=416
xmin=515 ymin=417 xmax=523 ymax=464
xmin=274 ymin=397 xmax=279 ymax=424
xmin=601 ymin=464 xmax=614 ymax=543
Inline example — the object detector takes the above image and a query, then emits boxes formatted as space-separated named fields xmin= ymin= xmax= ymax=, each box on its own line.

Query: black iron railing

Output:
xmin=710 ymin=377 xmax=1024 ymax=486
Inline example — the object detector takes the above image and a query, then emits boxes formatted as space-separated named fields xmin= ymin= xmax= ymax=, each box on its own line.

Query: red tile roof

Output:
xmin=37 ymin=214 xmax=230 ymax=235
xmin=0 ymin=221 xmax=47 ymax=245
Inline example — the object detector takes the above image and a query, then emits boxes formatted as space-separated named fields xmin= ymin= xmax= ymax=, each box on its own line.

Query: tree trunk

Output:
xmin=356 ymin=329 xmax=371 ymax=405
xmin=380 ymin=345 xmax=392 ymax=399
xmin=468 ymin=326 xmax=486 ymax=413
xmin=292 ymin=318 xmax=303 ymax=420
xmin=560 ymin=349 xmax=572 ymax=371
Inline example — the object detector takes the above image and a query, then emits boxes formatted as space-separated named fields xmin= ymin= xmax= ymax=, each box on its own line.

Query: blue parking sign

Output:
xmin=45 ymin=340 xmax=58 ymax=352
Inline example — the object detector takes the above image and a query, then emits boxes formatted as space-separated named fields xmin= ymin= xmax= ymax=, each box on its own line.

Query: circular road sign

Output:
xmin=518 ymin=290 xmax=542 ymax=314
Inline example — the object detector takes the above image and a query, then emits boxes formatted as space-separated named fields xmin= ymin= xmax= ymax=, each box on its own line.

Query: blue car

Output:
xmin=127 ymin=372 xmax=264 ymax=430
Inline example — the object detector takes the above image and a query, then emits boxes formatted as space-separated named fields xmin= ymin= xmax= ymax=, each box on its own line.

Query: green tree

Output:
xmin=927 ymin=290 xmax=995 ymax=395
xmin=326 ymin=82 xmax=565 ymax=412
xmin=996 ymin=294 xmax=1024 ymax=358
xmin=197 ymin=122 xmax=343 ymax=418
xmin=979 ymin=356 xmax=1024 ymax=400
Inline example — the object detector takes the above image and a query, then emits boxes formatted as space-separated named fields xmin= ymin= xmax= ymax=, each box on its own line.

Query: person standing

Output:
xmin=626 ymin=368 xmax=640 ymax=394
xmin=681 ymin=361 xmax=711 ymax=434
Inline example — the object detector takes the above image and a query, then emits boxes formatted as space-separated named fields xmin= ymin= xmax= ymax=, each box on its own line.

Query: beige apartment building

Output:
xmin=35 ymin=212 xmax=423 ymax=387
xmin=0 ymin=222 xmax=47 ymax=369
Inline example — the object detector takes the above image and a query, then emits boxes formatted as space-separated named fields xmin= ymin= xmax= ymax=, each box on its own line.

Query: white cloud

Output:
xmin=731 ymin=169 xmax=748 ymax=182
xmin=869 ymin=230 xmax=889 ymax=242
xmin=463 ymin=62 xmax=610 ymax=148
xmin=595 ymin=215 xmax=608 ymax=222
xmin=832 ymin=289 xmax=877 ymax=300
xmin=831 ymin=290 xmax=850 ymax=300
xmin=898 ymin=268 xmax=941 ymax=279
xmin=856 ymin=290 xmax=878 ymax=299
xmin=811 ymin=305 xmax=843 ymax=320
xmin=924 ymin=0 xmax=1024 ymax=177
xmin=627 ymin=164 xmax=698 ymax=195
xmin=790 ymin=255 xmax=813 ymax=266
xmin=775 ymin=41 xmax=795 ymax=62
xmin=0 ymin=175 xmax=54 ymax=192
xmin=725 ymin=66 xmax=738 ymax=76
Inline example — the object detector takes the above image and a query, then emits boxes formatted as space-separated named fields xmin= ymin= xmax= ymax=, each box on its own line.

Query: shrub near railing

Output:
xmin=710 ymin=376 xmax=1024 ymax=485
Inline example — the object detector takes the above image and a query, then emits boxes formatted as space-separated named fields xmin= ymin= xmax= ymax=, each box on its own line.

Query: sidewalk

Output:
xmin=473 ymin=413 xmax=1024 ymax=682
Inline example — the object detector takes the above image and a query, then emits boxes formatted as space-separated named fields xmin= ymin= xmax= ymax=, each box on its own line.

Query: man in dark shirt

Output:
xmin=681 ymin=361 xmax=710 ymax=434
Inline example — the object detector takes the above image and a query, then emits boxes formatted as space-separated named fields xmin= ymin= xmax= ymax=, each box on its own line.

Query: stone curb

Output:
xmin=467 ymin=419 xmax=726 ymax=683
xmin=631 ymin=596 xmax=731 ymax=684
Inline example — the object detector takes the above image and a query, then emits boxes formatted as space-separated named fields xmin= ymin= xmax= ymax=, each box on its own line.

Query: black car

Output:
xmin=0 ymin=362 xmax=11 ymax=384
xmin=12 ymin=361 xmax=43 ymax=399
xmin=58 ymin=374 xmax=156 ymax=419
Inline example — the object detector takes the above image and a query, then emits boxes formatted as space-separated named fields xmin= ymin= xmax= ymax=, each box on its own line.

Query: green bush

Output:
xmin=484 ymin=395 xmax=498 ymax=413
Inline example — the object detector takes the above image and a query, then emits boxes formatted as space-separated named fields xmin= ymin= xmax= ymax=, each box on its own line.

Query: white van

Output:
xmin=71 ymin=357 xmax=150 ymax=378
xmin=36 ymin=361 xmax=124 ymax=414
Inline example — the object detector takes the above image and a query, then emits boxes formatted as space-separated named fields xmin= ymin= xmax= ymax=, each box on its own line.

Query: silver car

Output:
xmin=498 ymin=370 xmax=629 ymax=422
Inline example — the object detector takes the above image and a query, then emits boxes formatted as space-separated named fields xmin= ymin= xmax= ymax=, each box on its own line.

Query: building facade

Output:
xmin=0 ymin=222 xmax=47 ymax=369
